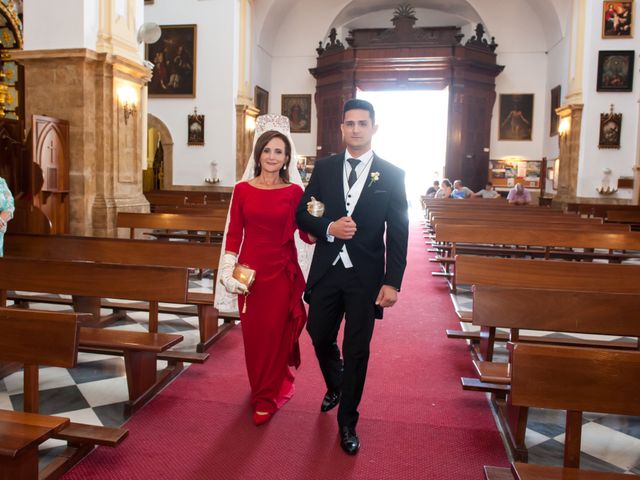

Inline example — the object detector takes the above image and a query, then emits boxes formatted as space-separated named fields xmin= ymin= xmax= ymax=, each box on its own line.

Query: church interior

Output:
xmin=1 ymin=0 xmax=640 ymax=478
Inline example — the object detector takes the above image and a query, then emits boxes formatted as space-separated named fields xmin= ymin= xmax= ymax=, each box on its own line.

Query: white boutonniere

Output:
xmin=368 ymin=171 xmax=380 ymax=187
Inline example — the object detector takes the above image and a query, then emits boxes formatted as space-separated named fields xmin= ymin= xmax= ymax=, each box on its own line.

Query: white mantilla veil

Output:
xmin=214 ymin=114 xmax=315 ymax=313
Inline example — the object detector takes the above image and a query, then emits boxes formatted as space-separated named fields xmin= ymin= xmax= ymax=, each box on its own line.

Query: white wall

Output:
xmin=576 ymin=1 xmax=638 ymax=199
xmin=23 ymin=0 xmax=99 ymax=51
xmin=145 ymin=0 xmax=237 ymax=186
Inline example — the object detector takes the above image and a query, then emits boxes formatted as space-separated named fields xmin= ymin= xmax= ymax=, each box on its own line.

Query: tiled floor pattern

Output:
xmin=0 ymin=276 xmax=222 ymax=469
xmin=452 ymin=285 xmax=640 ymax=474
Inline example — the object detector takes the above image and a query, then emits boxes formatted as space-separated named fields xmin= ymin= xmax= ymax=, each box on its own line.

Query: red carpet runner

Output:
xmin=64 ymin=222 xmax=508 ymax=479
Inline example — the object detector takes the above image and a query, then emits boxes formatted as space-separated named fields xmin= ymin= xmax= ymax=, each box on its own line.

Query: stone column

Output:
xmin=554 ymin=0 xmax=586 ymax=205
xmin=13 ymin=49 xmax=151 ymax=236
xmin=555 ymin=104 xmax=583 ymax=203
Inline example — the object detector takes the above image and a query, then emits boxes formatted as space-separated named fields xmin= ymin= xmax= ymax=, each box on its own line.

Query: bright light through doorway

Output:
xmin=357 ymin=88 xmax=449 ymax=214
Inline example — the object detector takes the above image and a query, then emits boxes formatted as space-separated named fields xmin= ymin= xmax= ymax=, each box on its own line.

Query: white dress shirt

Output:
xmin=327 ymin=149 xmax=375 ymax=268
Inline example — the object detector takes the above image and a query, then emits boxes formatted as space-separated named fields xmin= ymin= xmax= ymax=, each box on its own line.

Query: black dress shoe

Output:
xmin=320 ymin=390 xmax=341 ymax=412
xmin=339 ymin=426 xmax=360 ymax=455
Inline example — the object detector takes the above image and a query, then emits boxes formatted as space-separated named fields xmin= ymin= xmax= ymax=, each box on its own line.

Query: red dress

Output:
xmin=225 ymin=181 xmax=309 ymax=414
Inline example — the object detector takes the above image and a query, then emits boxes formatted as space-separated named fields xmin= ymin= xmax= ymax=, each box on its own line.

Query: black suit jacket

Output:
xmin=296 ymin=153 xmax=409 ymax=316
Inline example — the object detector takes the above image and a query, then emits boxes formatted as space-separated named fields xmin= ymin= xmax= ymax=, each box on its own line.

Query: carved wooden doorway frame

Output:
xmin=311 ymin=15 xmax=504 ymax=190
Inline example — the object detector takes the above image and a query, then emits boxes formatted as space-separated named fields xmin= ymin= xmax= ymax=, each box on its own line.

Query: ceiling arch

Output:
xmin=257 ymin=0 xmax=569 ymax=55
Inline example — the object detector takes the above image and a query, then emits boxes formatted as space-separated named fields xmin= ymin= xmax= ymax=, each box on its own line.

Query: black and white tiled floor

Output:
xmin=0 ymin=276 xmax=219 ymax=467
xmin=452 ymin=285 xmax=640 ymax=474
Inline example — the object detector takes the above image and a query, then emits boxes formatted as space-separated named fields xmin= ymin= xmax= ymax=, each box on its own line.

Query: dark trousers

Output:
xmin=307 ymin=262 xmax=376 ymax=429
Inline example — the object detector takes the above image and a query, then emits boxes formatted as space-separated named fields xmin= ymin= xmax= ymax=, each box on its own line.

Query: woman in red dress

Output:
xmin=219 ymin=130 xmax=313 ymax=425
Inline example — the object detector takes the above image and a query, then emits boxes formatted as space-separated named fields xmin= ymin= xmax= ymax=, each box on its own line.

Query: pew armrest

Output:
xmin=54 ymin=422 xmax=128 ymax=447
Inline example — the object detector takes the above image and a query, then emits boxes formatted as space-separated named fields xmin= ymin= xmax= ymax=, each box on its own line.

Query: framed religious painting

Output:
xmin=596 ymin=50 xmax=634 ymax=91
xmin=598 ymin=106 xmax=622 ymax=149
xmin=187 ymin=108 xmax=204 ymax=146
xmin=254 ymin=86 xmax=269 ymax=114
xmin=146 ymin=25 xmax=197 ymax=97
xmin=602 ymin=2 xmax=633 ymax=38
xmin=281 ymin=94 xmax=311 ymax=133
xmin=498 ymin=94 xmax=534 ymax=141
xmin=549 ymin=85 xmax=561 ymax=137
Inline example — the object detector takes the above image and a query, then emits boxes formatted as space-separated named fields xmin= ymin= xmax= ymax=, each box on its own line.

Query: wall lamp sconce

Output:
xmin=117 ymin=86 xmax=138 ymax=125
xmin=558 ymin=116 xmax=571 ymax=136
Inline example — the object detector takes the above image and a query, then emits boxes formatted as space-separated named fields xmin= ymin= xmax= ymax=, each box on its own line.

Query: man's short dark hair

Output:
xmin=486 ymin=181 xmax=493 ymax=187
xmin=343 ymin=98 xmax=375 ymax=124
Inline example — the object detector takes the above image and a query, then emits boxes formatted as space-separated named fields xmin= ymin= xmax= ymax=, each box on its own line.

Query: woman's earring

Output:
xmin=283 ymin=165 xmax=287 ymax=171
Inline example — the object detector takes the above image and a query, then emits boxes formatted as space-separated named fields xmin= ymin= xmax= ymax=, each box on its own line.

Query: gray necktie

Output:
xmin=347 ymin=158 xmax=360 ymax=188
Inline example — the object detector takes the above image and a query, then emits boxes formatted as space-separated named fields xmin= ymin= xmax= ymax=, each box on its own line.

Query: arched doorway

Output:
xmin=146 ymin=114 xmax=174 ymax=190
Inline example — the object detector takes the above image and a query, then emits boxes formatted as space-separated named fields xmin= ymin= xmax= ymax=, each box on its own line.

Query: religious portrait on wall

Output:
xmin=498 ymin=94 xmax=534 ymax=141
xmin=598 ymin=106 xmax=622 ymax=149
xmin=281 ymin=94 xmax=311 ymax=133
xmin=602 ymin=2 xmax=633 ymax=38
xmin=146 ymin=25 xmax=197 ymax=97
xmin=597 ymin=50 xmax=634 ymax=91
xmin=187 ymin=108 xmax=204 ymax=146
xmin=549 ymin=85 xmax=561 ymax=137
xmin=254 ymin=86 xmax=269 ymax=114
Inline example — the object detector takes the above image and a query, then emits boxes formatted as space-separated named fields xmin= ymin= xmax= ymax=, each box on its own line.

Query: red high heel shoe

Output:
xmin=253 ymin=411 xmax=273 ymax=426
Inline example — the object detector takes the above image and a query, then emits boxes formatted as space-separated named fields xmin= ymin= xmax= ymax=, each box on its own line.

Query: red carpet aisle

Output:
xmin=63 ymin=223 xmax=508 ymax=480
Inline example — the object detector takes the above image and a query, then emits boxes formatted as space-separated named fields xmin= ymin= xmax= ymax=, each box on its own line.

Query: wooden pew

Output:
xmin=116 ymin=212 xmax=227 ymax=242
xmin=484 ymin=343 xmax=640 ymax=479
xmin=0 ymin=257 xmax=208 ymax=412
xmin=447 ymin=255 xmax=640 ymax=323
xmin=463 ymin=286 xmax=640 ymax=463
xmin=455 ymin=255 xmax=640 ymax=293
xmin=606 ymin=209 xmax=640 ymax=230
xmin=0 ymin=308 xmax=128 ymax=480
xmin=468 ymin=285 xmax=640 ymax=366
xmin=566 ymin=202 xmax=640 ymax=219
xmin=432 ymin=227 xmax=640 ymax=291
xmin=428 ymin=217 xmax=630 ymax=232
xmin=144 ymin=189 xmax=232 ymax=209
xmin=5 ymin=233 xmax=231 ymax=352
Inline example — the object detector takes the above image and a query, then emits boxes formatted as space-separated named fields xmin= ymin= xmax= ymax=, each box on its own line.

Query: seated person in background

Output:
xmin=451 ymin=179 xmax=473 ymax=199
xmin=426 ymin=180 xmax=439 ymax=198
xmin=507 ymin=182 xmax=531 ymax=205
xmin=474 ymin=181 xmax=500 ymax=199
xmin=434 ymin=178 xmax=452 ymax=198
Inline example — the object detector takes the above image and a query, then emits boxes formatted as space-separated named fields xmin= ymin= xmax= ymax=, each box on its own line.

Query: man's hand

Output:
xmin=375 ymin=285 xmax=398 ymax=308
xmin=329 ymin=216 xmax=357 ymax=240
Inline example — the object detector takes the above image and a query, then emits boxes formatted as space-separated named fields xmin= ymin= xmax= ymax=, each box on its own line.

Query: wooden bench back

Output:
xmin=455 ymin=255 xmax=640 ymax=293
xmin=145 ymin=189 xmax=232 ymax=206
xmin=511 ymin=343 xmax=640 ymax=416
xmin=429 ymin=212 xmax=601 ymax=224
xmin=607 ymin=209 xmax=640 ymax=223
xmin=5 ymin=233 xmax=221 ymax=270
xmin=0 ymin=308 xmax=88 ymax=368
xmin=473 ymin=285 xmax=640 ymax=337
xmin=430 ymin=217 xmax=630 ymax=232
xmin=116 ymin=212 xmax=227 ymax=232
xmin=0 ymin=257 xmax=189 ymax=303
xmin=151 ymin=205 xmax=229 ymax=216
xmin=436 ymin=224 xmax=640 ymax=250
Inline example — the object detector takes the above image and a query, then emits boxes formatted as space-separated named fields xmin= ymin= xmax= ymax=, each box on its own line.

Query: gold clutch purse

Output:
xmin=233 ymin=263 xmax=256 ymax=292
xmin=307 ymin=196 xmax=325 ymax=217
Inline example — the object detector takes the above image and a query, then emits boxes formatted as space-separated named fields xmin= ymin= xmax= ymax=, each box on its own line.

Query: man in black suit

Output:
xmin=296 ymin=99 xmax=409 ymax=455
